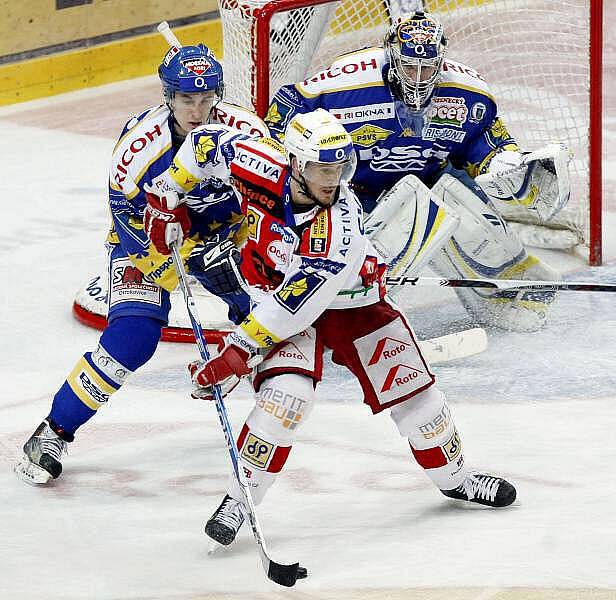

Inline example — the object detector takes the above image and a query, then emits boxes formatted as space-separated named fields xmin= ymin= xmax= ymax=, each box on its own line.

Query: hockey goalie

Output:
xmin=264 ymin=10 xmax=575 ymax=332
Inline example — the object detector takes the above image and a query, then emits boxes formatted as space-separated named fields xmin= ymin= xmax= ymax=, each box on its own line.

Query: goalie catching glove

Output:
xmin=143 ymin=184 xmax=191 ymax=255
xmin=475 ymin=143 xmax=571 ymax=224
xmin=189 ymin=331 xmax=262 ymax=400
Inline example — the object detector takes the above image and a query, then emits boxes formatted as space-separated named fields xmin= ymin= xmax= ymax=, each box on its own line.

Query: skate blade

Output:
xmin=14 ymin=455 xmax=52 ymax=485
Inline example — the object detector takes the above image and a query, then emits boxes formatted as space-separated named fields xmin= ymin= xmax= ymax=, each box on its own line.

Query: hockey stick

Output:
xmin=170 ymin=243 xmax=307 ymax=587
xmin=386 ymin=275 xmax=616 ymax=293
xmin=419 ymin=328 xmax=487 ymax=364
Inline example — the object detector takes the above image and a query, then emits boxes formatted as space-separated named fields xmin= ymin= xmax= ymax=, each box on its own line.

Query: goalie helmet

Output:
xmin=284 ymin=109 xmax=356 ymax=207
xmin=158 ymin=44 xmax=224 ymax=103
xmin=385 ymin=11 xmax=447 ymax=110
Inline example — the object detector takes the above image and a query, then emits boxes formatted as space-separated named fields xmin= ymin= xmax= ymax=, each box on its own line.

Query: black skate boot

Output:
xmin=14 ymin=420 xmax=69 ymax=485
xmin=205 ymin=494 xmax=245 ymax=545
xmin=441 ymin=472 xmax=516 ymax=507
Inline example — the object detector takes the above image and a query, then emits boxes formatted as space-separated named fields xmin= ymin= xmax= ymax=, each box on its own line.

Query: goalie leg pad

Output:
xmin=430 ymin=172 xmax=558 ymax=332
xmin=364 ymin=173 xmax=460 ymax=278
xmin=390 ymin=386 xmax=467 ymax=490
xmin=227 ymin=373 xmax=315 ymax=505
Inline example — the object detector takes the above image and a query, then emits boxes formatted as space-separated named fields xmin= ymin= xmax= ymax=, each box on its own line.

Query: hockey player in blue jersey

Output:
xmin=14 ymin=34 xmax=265 ymax=485
xmin=264 ymin=11 xmax=572 ymax=332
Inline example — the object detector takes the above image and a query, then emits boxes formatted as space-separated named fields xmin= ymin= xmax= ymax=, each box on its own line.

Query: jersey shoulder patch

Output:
xmin=110 ymin=105 xmax=171 ymax=194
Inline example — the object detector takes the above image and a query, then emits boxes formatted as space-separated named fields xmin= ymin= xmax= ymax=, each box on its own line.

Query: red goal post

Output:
xmin=218 ymin=0 xmax=603 ymax=264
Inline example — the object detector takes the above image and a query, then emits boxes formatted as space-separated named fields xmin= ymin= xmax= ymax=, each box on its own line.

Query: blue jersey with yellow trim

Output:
xmin=265 ymin=47 xmax=518 ymax=212
xmin=107 ymin=104 xmax=247 ymax=290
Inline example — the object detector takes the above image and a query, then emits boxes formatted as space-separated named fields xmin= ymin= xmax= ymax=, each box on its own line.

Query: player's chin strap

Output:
xmin=289 ymin=171 xmax=340 ymax=209
xmin=169 ymin=242 xmax=307 ymax=587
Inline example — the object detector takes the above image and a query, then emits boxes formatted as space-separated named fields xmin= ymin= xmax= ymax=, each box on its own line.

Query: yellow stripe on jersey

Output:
xmin=240 ymin=314 xmax=282 ymax=348
xmin=169 ymin=156 xmax=201 ymax=192
xmin=67 ymin=357 xmax=118 ymax=411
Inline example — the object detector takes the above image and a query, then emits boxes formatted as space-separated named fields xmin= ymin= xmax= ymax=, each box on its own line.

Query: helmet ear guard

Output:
xmin=384 ymin=11 xmax=447 ymax=110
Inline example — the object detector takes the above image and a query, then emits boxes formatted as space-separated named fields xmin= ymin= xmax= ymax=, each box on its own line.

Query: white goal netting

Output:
xmin=219 ymin=0 xmax=594 ymax=244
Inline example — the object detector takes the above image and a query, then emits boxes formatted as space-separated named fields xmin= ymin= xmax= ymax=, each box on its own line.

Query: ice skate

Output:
xmin=441 ymin=472 xmax=516 ymax=507
xmin=205 ymin=494 xmax=245 ymax=546
xmin=14 ymin=420 xmax=68 ymax=485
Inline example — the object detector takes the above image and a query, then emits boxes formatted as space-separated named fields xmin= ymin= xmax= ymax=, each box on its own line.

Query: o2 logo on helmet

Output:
xmin=241 ymin=433 xmax=274 ymax=469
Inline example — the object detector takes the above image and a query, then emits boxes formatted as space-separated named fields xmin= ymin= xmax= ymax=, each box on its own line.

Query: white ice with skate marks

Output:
xmin=1 ymin=77 xmax=616 ymax=598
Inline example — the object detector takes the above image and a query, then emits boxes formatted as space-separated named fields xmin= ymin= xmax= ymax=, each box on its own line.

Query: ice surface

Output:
xmin=1 ymin=18 xmax=616 ymax=596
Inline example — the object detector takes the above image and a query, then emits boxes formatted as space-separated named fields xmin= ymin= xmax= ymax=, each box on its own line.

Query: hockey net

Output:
xmin=218 ymin=0 xmax=602 ymax=264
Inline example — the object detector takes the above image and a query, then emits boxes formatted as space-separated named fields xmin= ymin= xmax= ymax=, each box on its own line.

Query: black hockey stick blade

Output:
xmin=267 ymin=561 xmax=308 ymax=587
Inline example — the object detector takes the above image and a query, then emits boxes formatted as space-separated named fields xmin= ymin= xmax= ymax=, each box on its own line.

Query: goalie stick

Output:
xmin=170 ymin=243 xmax=308 ymax=587
xmin=386 ymin=276 xmax=616 ymax=294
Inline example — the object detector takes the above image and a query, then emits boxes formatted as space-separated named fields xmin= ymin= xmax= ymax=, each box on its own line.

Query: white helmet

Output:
xmin=284 ymin=108 xmax=356 ymax=183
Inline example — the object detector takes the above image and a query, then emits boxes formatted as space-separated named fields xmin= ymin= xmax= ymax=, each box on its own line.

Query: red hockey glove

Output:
xmin=188 ymin=335 xmax=262 ymax=401
xmin=143 ymin=187 xmax=190 ymax=255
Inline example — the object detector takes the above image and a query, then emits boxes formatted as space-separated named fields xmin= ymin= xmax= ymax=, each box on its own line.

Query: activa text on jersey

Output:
xmin=235 ymin=148 xmax=283 ymax=182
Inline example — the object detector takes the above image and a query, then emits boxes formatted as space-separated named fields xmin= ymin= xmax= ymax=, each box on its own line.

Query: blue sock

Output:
xmin=48 ymin=316 xmax=162 ymax=437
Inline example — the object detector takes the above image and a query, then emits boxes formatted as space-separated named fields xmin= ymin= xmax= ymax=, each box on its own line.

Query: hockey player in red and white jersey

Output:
xmin=179 ymin=109 xmax=516 ymax=546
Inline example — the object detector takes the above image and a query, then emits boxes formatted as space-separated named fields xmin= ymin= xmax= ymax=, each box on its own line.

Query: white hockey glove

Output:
xmin=475 ymin=143 xmax=571 ymax=224
xmin=143 ymin=184 xmax=190 ymax=255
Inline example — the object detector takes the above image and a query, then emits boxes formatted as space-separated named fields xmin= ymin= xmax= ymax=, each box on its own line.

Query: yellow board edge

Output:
xmin=0 ymin=18 xmax=222 ymax=107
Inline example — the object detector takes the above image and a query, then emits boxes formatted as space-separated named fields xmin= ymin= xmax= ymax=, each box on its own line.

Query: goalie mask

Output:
xmin=158 ymin=44 xmax=224 ymax=134
xmin=385 ymin=11 xmax=447 ymax=111
xmin=284 ymin=109 xmax=356 ymax=208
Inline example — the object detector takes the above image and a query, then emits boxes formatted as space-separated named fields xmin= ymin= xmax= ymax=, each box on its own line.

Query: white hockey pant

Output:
xmin=390 ymin=385 xmax=467 ymax=491
xmin=227 ymin=373 xmax=316 ymax=505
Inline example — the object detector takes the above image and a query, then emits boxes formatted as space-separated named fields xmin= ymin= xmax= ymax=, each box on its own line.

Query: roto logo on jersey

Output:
xmin=274 ymin=341 xmax=308 ymax=362
xmin=427 ymin=97 xmax=468 ymax=127
xmin=368 ymin=336 xmax=415 ymax=365
xmin=235 ymin=149 xmax=283 ymax=182
xmin=381 ymin=364 xmax=424 ymax=392
xmin=332 ymin=103 xmax=395 ymax=125
xmin=113 ymin=124 xmax=163 ymax=190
